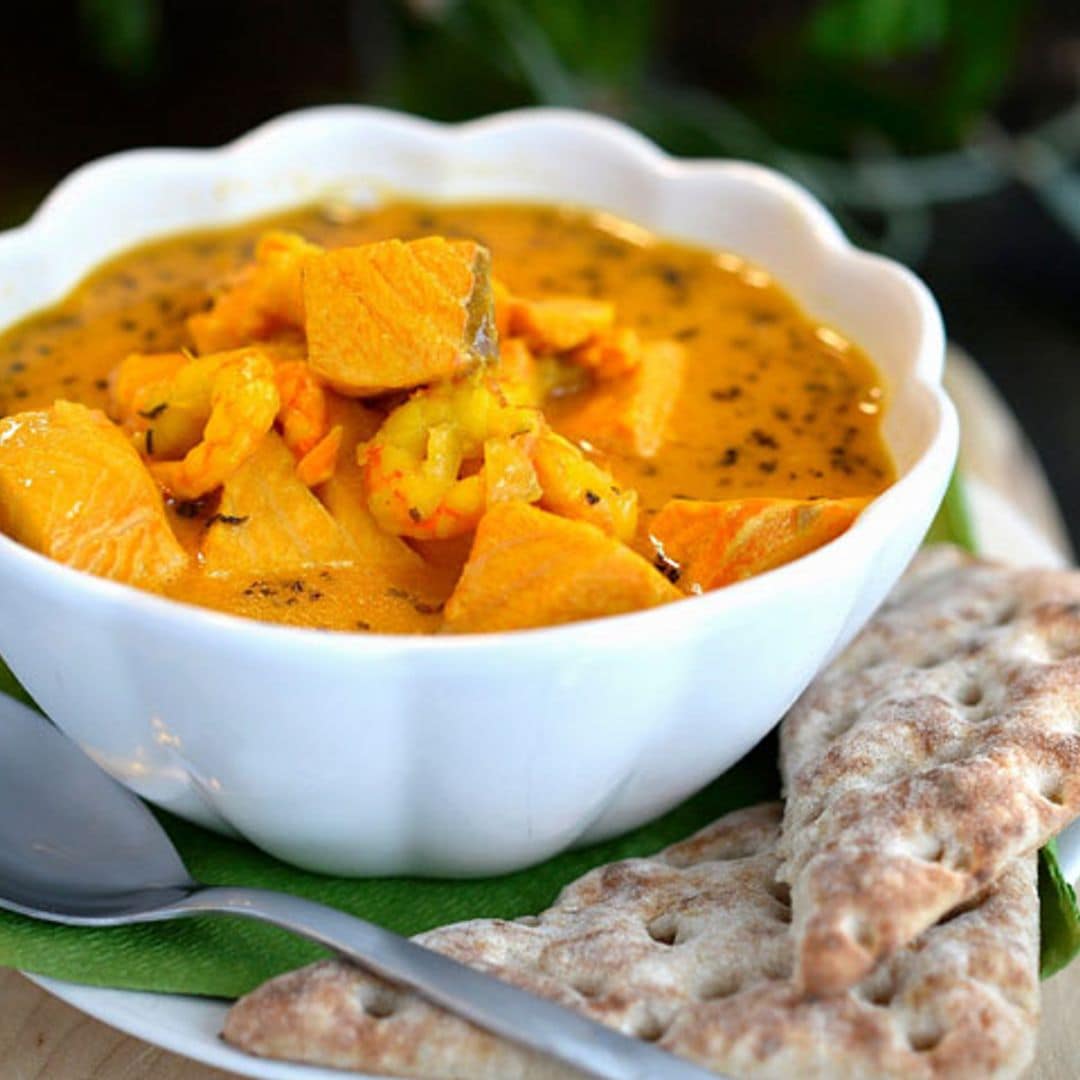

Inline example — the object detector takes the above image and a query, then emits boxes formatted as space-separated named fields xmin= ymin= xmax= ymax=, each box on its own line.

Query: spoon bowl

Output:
xmin=0 ymin=697 xmax=195 ymax=919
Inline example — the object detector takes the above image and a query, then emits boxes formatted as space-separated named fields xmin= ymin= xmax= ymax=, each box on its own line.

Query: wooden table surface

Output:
xmin=1 ymin=350 xmax=1075 ymax=1078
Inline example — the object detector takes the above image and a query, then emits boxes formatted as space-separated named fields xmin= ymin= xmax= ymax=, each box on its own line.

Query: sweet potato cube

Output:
xmin=303 ymin=237 xmax=497 ymax=396
xmin=201 ymin=432 xmax=354 ymax=576
xmin=0 ymin=401 xmax=187 ymax=588
xmin=558 ymin=340 xmax=685 ymax=458
xmin=443 ymin=502 xmax=680 ymax=633
xmin=651 ymin=496 xmax=868 ymax=591
xmin=569 ymin=326 xmax=641 ymax=379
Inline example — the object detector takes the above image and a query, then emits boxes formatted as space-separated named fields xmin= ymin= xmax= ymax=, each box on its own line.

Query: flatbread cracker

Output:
xmin=224 ymin=803 xmax=1039 ymax=1078
xmin=779 ymin=545 xmax=1080 ymax=996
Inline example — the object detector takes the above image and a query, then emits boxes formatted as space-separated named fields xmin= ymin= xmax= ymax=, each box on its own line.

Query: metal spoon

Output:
xmin=0 ymin=695 xmax=717 ymax=1079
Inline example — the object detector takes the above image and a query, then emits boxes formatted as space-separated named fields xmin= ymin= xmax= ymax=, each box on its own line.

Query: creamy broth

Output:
xmin=0 ymin=203 xmax=893 ymax=631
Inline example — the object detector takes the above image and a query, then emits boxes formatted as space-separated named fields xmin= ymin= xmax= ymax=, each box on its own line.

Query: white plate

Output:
xmin=24 ymin=481 xmax=1080 ymax=1078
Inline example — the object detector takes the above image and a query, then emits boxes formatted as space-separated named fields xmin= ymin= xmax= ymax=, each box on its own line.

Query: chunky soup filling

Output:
xmin=0 ymin=203 xmax=893 ymax=633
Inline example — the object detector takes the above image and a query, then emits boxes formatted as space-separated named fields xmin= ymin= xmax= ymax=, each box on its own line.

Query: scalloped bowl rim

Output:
xmin=0 ymin=106 xmax=956 ymax=653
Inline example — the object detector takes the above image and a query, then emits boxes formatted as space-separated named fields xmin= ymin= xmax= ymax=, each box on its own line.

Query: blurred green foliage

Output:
xmin=76 ymin=1 xmax=1032 ymax=155
xmin=377 ymin=0 xmax=1055 ymax=261
xmin=384 ymin=0 xmax=653 ymax=116
xmin=808 ymin=0 xmax=951 ymax=59
xmin=75 ymin=0 xmax=1080 ymax=263
xmin=383 ymin=0 xmax=1031 ymax=156
xmin=79 ymin=0 xmax=160 ymax=79
xmin=779 ymin=0 xmax=1027 ymax=154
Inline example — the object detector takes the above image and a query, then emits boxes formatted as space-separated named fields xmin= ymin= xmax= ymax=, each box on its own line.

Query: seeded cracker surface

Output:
xmin=225 ymin=801 xmax=1039 ymax=1078
xmin=777 ymin=545 xmax=1080 ymax=997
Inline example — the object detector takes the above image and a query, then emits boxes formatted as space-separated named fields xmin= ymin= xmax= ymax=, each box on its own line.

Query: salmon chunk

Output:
xmin=651 ymin=496 xmax=868 ymax=591
xmin=558 ymin=340 xmax=685 ymax=458
xmin=0 ymin=401 xmax=186 ymax=588
xmin=443 ymin=502 xmax=680 ymax=633
xmin=201 ymin=432 xmax=354 ymax=576
xmin=505 ymin=296 xmax=615 ymax=354
xmin=303 ymin=237 xmax=497 ymax=396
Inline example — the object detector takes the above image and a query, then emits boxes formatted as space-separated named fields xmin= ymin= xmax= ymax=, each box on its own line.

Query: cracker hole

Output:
xmin=957 ymin=681 xmax=983 ymax=708
xmin=829 ymin=709 xmax=860 ymax=739
xmin=916 ymin=650 xmax=950 ymax=669
xmin=950 ymin=848 xmax=974 ymax=873
xmin=993 ymin=601 xmax=1020 ymax=627
xmin=1040 ymin=774 xmax=1067 ymax=807
xmin=571 ymin=973 xmax=605 ymax=999
xmin=696 ymin=973 xmax=741 ymax=1001
xmin=646 ymin=915 xmax=678 ymax=946
xmin=766 ymin=880 xmax=792 ymax=922
xmin=360 ymin=988 xmax=398 ymax=1019
xmin=861 ymin=649 xmax=888 ymax=670
xmin=767 ymin=880 xmax=791 ymax=906
xmin=857 ymin=966 xmax=896 ymax=1008
xmin=851 ymin=919 xmax=877 ymax=952
xmin=715 ymin=840 xmax=769 ymax=861
xmin=863 ymin=982 xmax=895 ymax=1008
xmin=912 ymin=834 xmax=945 ymax=863
xmin=909 ymin=1027 xmax=944 ymax=1053
xmin=634 ymin=1015 xmax=669 ymax=1043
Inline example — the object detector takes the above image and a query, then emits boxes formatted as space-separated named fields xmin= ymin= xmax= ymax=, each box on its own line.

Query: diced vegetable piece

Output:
xmin=651 ymin=496 xmax=869 ymax=591
xmin=188 ymin=231 xmax=320 ymax=353
xmin=495 ymin=337 xmax=589 ymax=407
xmin=569 ymin=326 xmax=641 ymax=379
xmin=0 ymin=401 xmax=187 ymax=588
xmin=443 ymin=502 xmax=680 ymax=633
xmin=506 ymin=296 xmax=615 ymax=354
xmin=495 ymin=337 xmax=543 ymax=407
xmin=201 ymin=432 xmax=354 ymax=576
xmin=315 ymin=399 xmax=425 ymax=577
xmin=303 ymin=237 xmax=497 ymax=396
xmin=533 ymin=430 xmax=637 ymax=542
xmin=558 ymin=339 xmax=685 ymax=458
xmin=483 ymin=434 xmax=542 ymax=507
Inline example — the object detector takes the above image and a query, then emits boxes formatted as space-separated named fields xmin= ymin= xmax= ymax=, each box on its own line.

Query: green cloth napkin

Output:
xmin=0 ymin=472 xmax=1076 ymax=997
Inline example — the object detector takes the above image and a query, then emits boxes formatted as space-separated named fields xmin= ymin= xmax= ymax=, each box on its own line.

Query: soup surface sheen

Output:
xmin=0 ymin=202 xmax=893 ymax=632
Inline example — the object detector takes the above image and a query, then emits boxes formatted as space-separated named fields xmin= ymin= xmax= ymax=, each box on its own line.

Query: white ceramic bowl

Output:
xmin=0 ymin=107 xmax=956 ymax=876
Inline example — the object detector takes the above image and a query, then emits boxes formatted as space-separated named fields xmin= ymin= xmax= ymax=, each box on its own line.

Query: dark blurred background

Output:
xmin=3 ymin=1 xmax=1078 ymax=539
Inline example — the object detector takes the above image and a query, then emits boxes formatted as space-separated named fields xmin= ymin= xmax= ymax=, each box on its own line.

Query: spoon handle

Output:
xmin=163 ymin=885 xmax=717 ymax=1080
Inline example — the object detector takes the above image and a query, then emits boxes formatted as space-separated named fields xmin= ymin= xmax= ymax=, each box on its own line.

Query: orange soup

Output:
xmin=0 ymin=203 xmax=893 ymax=633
